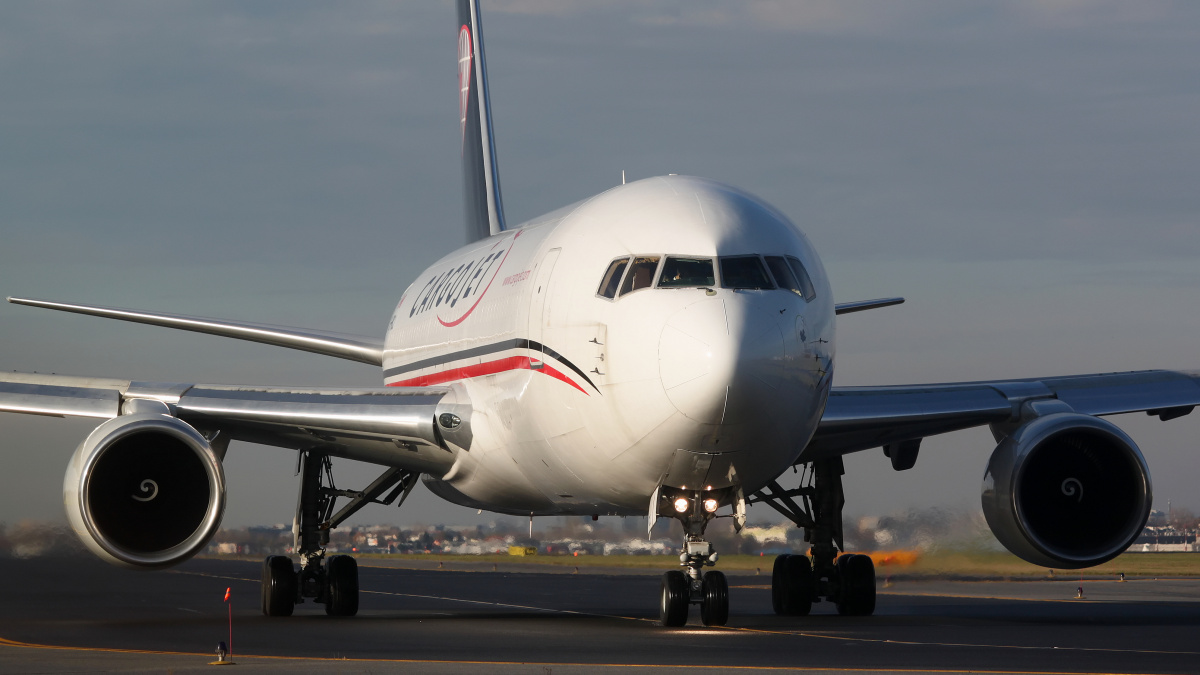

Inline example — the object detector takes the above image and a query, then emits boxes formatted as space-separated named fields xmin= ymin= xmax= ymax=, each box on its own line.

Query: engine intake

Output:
xmin=64 ymin=413 xmax=225 ymax=569
xmin=981 ymin=412 xmax=1151 ymax=569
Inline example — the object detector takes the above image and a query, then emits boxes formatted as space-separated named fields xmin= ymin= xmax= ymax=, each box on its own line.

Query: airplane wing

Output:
xmin=0 ymin=371 xmax=468 ymax=474
xmin=7 ymin=297 xmax=384 ymax=365
xmin=805 ymin=369 xmax=1200 ymax=463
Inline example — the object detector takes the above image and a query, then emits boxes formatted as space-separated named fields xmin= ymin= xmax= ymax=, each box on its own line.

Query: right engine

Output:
xmin=63 ymin=413 xmax=226 ymax=569
xmin=981 ymin=412 xmax=1152 ymax=569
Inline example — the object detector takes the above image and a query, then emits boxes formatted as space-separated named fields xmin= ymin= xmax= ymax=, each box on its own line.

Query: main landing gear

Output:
xmin=752 ymin=457 xmax=876 ymax=617
xmin=656 ymin=489 xmax=731 ymax=627
xmin=261 ymin=451 xmax=417 ymax=617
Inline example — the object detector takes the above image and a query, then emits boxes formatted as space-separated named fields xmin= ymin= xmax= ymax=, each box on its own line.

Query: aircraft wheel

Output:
xmin=700 ymin=571 xmax=729 ymax=627
xmin=783 ymin=554 xmax=814 ymax=616
xmin=659 ymin=570 xmax=689 ymax=627
xmin=836 ymin=554 xmax=876 ymax=616
xmin=325 ymin=555 xmax=359 ymax=617
xmin=770 ymin=555 xmax=790 ymax=614
xmin=262 ymin=555 xmax=296 ymax=617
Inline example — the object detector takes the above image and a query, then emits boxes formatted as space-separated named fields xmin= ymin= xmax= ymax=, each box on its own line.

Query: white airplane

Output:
xmin=3 ymin=0 xmax=1199 ymax=627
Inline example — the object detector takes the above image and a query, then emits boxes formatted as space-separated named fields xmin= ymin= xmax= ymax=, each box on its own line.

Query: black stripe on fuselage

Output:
xmin=383 ymin=338 xmax=599 ymax=393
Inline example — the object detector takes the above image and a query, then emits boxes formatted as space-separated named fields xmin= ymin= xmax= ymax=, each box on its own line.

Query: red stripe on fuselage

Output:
xmin=386 ymin=355 xmax=588 ymax=395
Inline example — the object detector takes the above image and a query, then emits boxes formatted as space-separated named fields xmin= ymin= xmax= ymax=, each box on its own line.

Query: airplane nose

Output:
xmin=658 ymin=296 xmax=786 ymax=425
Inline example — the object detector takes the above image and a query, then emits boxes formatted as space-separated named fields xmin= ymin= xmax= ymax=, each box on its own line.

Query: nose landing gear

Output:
xmin=656 ymin=490 xmax=732 ymax=627
xmin=659 ymin=540 xmax=730 ymax=627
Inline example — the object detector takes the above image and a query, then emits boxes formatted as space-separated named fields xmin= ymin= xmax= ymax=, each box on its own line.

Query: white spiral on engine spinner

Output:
xmin=131 ymin=479 xmax=159 ymax=502
xmin=1061 ymin=477 xmax=1083 ymax=502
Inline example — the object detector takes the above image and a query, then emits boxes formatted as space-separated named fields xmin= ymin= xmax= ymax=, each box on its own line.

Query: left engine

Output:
xmin=63 ymin=413 xmax=226 ymax=569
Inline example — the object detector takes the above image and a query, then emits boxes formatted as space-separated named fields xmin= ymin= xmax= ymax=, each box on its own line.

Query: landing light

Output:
xmin=673 ymin=498 xmax=690 ymax=513
xmin=703 ymin=498 xmax=719 ymax=513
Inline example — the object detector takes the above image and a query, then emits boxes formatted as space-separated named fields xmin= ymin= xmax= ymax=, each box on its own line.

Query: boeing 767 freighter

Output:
xmin=2 ymin=1 xmax=1198 ymax=627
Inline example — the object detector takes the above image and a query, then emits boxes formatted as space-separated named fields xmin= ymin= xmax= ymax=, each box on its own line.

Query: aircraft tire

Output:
xmin=324 ymin=555 xmax=359 ymax=617
xmin=835 ymin=554 xmax=876 ymax=616
xmin=659 ymin=570 xmax=689 ymax=627
xmin=262 ymin=555 xmax=296 ymax=617
xmin=770 ymin=554 xmax=791 ymax=615
xmin=782 ymin=554 xmax=814 ymax=616
xmin=700 ymin=570 xmax=729 ymax=626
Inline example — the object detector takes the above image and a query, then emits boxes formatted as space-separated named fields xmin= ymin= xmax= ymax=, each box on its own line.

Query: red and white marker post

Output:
xmin=224 ymin=587 xmax=233 ymax=662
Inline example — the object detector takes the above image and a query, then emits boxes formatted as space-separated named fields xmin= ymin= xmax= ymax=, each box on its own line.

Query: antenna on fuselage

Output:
xmin=621 ymin=170 xmax=626 ymax=185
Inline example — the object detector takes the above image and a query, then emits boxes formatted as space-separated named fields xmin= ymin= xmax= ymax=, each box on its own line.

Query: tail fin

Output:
xmin=458 ymin=0 xmax=506 ymax=241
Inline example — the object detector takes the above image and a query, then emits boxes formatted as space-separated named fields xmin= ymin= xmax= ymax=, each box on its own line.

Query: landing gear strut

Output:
xmin=751 ymin=458 xmax=876 ymax=616
xmin=656 ymin=489 xmax=730 ymax=627
xmin=261 ymin=451 xmax=417 ymax=617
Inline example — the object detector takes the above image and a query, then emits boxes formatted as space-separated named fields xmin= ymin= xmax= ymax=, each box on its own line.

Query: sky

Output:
xmin=1 ymin=1 xmax=1200 ymax=533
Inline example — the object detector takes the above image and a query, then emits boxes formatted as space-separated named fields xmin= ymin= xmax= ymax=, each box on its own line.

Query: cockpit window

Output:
xmin=719 ymin=256 xmax=774 ymax=290
xmin=597 ymin=256 xmax=630 ymax=299
xmin=619 ymin=256 xmax=661 ymax=296
xmin=657 ymin=257 xmax=715 ymax=288
xmin=765 ymin=256 xmax=806 ymax=299
xmin=786 ymin=256 xmax=817 ymax=301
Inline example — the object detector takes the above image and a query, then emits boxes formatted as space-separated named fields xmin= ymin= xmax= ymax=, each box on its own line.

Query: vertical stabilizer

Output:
xmin=458 ymin=0 xmax=506 ymax=241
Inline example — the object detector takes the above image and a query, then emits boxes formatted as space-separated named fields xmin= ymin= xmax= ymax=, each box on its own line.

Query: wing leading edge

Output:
xmin=806 ymin=369 xmax=1200 ymax=462
xmin=7 ymin=297 xmax=384 ymax=366
xmin=0 ymin=372 xmax=464 ymax=474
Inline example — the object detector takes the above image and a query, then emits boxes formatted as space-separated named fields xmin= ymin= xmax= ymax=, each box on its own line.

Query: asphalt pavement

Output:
xmin=1 ymin=554 xmax=1197 ymax=674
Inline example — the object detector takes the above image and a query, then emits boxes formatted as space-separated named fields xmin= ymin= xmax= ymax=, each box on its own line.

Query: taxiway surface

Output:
xmin=1 ymin=555 xmax=1198 ymax=674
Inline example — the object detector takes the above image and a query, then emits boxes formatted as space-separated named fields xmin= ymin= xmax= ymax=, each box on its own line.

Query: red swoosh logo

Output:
xmin=437 ymin=230 xmax=521 ymax=328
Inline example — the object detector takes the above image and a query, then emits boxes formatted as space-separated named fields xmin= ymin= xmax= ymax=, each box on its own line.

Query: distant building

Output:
xmin=1127 ymin=526 xmax=1199 ymax=553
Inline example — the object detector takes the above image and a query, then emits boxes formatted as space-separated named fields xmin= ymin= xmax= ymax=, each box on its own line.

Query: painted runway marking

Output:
xmin=879 ymin=590 xmax=1112 ymax=603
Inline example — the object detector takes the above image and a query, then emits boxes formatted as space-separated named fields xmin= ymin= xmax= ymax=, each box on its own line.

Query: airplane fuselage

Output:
xmin=383 ymin=176 xmax=835 ymax=516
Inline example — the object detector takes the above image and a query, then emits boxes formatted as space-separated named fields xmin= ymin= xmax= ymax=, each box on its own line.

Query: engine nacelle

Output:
xmin=64 ymin=413 xmax=226 ymax=569
xmin=981 ymin=413 xmax=1151 ymax=569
